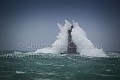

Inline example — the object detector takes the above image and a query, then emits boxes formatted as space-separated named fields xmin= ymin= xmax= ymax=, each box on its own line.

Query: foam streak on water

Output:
xmin=0 ymin=52 xmax=120 ymax=80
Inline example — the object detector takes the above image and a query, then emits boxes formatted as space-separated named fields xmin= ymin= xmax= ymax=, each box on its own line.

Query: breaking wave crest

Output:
xmin=35 ymin=20 xmax=107 ymax=57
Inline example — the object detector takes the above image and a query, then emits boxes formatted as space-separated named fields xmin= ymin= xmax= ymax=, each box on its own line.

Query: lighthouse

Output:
xmin=61 ymin=26 xmax=77 ymax=54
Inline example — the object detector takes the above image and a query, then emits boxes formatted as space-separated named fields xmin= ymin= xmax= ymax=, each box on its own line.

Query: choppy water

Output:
xmin=0 ymin=51 xmax=120 ymax=80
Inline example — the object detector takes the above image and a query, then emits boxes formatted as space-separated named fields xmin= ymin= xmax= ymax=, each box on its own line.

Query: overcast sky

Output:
xmin=0 ymin=0 xmax=120 ymax=51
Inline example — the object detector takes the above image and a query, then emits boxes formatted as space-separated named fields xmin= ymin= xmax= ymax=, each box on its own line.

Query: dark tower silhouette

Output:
xmin=67 ymin=26 xmax=77 ymax=54
xmin=61 ymin=26 xmax=77 ymax=54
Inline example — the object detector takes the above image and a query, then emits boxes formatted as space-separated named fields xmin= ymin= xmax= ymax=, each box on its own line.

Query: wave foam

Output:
xmin=35 ymin=20 xmax=107 ymax=57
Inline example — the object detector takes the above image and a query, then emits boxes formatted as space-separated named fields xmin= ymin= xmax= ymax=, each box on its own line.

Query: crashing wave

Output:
xmin=35 ymin=20 xmax=107 ymax=57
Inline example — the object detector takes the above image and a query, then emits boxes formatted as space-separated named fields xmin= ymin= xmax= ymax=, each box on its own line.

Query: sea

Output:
xmin=0 ymin=50 xmax=120 ymax=80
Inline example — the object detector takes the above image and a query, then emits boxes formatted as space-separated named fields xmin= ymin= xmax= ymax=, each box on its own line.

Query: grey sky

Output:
xmin=0 ymin=0 xmax=120 ymax=51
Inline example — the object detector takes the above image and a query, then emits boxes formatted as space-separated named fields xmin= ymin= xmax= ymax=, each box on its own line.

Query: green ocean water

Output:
xmin=0 ymin=51 xmax=120 ymax=80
